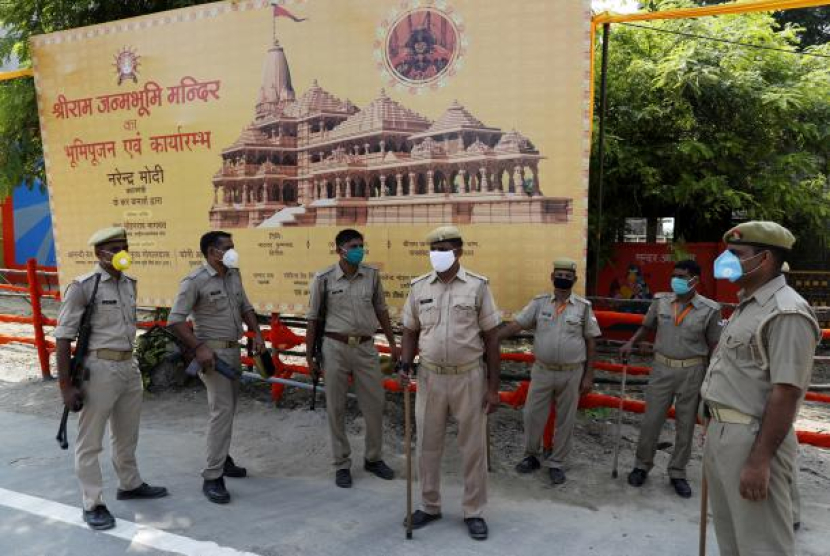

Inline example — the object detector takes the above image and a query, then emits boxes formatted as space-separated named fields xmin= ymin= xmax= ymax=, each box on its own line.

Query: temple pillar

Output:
xmin=480 ymin=167 xmax=488 ymax=192
xmin=514 ymin=165 xmax=524 ymax=194
xmin=335 ymin=177 xmax=342 ymax=199
xmin=380 ymin=140 xmax=386 ymax=155
xmin=427 ymin=170 xmax=435 ymax=195
xmin=408 ymin=172 xmax=416 ymax=196
xmin=380 ymin=175 xmax=387 ymax=198
xmin=395 ymin=174 xmax=403 ymax=196
xmin=530 ymin=163 xmax=541 ymax=196
xmin=456 ymin=169 xmax=467 ymax=194
xmin=345 ymin=177 xmax=353 ymax=198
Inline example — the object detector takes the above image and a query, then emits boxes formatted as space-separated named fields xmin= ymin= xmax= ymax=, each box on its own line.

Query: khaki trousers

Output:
xmin=635 ymin=362 xmax=705 ymax=479
xmin=523 ymin=363 xmax=582 ymax=468
xmin=704 ymin=420 xmax=796 ymax=556
xmin=199 ymin=347 xmax=241 ymax=480
xmin=415 ymin=364 xmax=487 ymax=519
xmin=76 ymin=354 xmax=144 ymax=511
xmin=321 ymin=338 xmax=384 ymax=469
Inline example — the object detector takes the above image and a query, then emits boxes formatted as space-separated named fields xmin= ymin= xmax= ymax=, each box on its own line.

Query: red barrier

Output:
xmin=0 ymin=258 xmax=56 ymax=378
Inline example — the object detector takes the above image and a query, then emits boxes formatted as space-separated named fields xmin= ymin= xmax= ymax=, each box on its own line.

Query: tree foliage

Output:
xmin=0 ymin=0 xmax=215 ymax=196
xmin=590 ymin=1 xmax=830 ymax=262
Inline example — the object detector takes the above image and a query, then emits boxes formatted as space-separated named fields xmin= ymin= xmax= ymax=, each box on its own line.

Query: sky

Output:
xmin=592 ymin=0 xmax=641 ymax=14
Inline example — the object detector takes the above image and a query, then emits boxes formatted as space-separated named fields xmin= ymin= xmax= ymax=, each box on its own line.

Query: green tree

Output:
xmin=590 ymin=1 xmax=830 ymax=266
xmin=0 ymin=0 xmax=215 ymax=196
xmin=691 ymin=0 xmax=830 ymax=47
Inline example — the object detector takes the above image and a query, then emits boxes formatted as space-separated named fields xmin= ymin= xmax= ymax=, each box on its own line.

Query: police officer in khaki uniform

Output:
xmin=499 ymin=259 xmax=601 ymax=485
xmin=168 ymin=231 xmax=266 ymax=504
xmin=622 ymin=259 xmax=722 ymax=498
xmin=55 ymin=227 xmax=167 ymax=530
xmin=399 ymin=226 xmax=501 ymax=541
xmin=306 ymin=229 xmax=399 ymax=488
xmin=701 ymin=221 xmax=820 ymax=556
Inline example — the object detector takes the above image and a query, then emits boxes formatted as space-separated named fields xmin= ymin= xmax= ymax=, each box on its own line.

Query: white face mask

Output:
xmin=429 ymin=250 xmax=455 ymax=273
xmin=220 ymin=248 xmax=239 ymax=269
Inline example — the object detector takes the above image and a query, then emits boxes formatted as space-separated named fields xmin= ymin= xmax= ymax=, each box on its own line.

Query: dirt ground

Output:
xmin=1 ymin=295 xmax=829 ymax=555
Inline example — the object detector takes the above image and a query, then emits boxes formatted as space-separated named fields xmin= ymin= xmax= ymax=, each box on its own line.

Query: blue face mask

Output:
xmin=714 ymin=250 xmax=743 ymax=282
xmin=344 ymin=246 xmax=364 ymax=266
xmin=671 ymin=277 xmax=693 ymax=295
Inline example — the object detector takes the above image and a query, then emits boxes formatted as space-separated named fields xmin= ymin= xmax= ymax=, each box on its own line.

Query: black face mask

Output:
xmin=553 ymin=277 xmax=574 ymax=290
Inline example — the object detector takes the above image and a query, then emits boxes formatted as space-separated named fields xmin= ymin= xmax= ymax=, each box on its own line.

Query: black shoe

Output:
xmin=464 ymin=517 xmax=488 ymax=540
xmin=404 ymin=510 xmax=442 ymax=529
xmin=549 ymin=467 xmax=566 ymax=485
xmin=223 ymin=455 xmax=247 ymax=478
xmin=671 ymin=478 xmax=692 ymax=499
xmin=202 ymin=477 xmax=231 ymax=504
xmin=628 ymin=468 xmax=648 ymax=487
xmin=335 ymin=469 xmax=353 ymax=488
xmin=116 ymin=482 xmax=169 ymax=500
xmin=515 ymin=455 xmax=541 ymax=474
xmin=83 ymin=505 xmax=116 ymax=530
xmin=364 ymin=459 xmax=395 ymax=480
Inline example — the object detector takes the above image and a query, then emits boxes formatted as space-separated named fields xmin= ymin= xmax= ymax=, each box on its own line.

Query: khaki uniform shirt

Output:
xmin=306 ymin=263 xmax=386 ymax=336
xmin=515 ymin=293 xmax=601 ymax=365
xmin=54 ymin=264 xmax=137 ymax=351
xmin=643 ymin=292 xmax=722 ymax=359
xmin=701 ymin=275 xmax=820 ymax=419
xmin=403 ymin=266 xmax=501 ymax=366
xmin=168 ymin=264 xmax=254 ymax=341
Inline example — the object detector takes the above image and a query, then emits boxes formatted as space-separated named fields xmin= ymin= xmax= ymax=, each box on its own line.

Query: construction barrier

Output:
xmin=1 ymin=289 xmax=828 ymax=447
xmin=0 ymin=259 xmax=59 ymax=379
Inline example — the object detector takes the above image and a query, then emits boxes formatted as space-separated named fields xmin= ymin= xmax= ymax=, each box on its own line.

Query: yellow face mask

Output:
xmin=110 ymin=250 xmax=132 ymax=271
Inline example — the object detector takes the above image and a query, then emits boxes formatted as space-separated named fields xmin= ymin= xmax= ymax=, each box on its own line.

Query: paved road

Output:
xmin=0 ymin=408 xmax=821 ymax=556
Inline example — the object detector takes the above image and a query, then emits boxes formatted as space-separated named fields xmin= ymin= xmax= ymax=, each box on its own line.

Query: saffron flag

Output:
xmin=270 ymin=1 xmax=306 ymax=22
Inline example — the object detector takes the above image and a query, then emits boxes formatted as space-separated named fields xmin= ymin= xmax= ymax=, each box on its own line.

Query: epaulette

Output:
xmin=410 ymin=272 xmax=432 ymax=285
xmin=571 ymin=293 xmax=592 ymax=306
xmin=359 ymin=263 xmax=378 ymax=272
xmin=315 ymin=265 xmax=337 ymax=279
xmin=122 ymin=272 xmax=137 ymax=282
xmin=654 ymin=292 xmax=673 ymax=299
xmin=532 ymin=293 xmax=551 ymax=301
xmin=696 ymin=295 xmax=720 ymax=311
xmin=74 ymin=271 xmax=98 ymax=284
xmin=465 ymin=270 xmax=489 ymax=283
xmin=773 ymin=286 xmax=808 ymax=314
xmin=182 ymin=265 xmax=209 ymax=283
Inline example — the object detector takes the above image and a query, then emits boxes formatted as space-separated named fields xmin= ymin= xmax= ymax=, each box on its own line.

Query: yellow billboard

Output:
xmin=31 ymin=0 xmax=592 ymax=316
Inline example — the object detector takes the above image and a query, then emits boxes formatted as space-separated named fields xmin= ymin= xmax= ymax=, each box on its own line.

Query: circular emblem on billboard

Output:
xmin=376 ymin=2 xmax=466 ymax=94
xmin=114 ymin=47 xmax=140 ymax=85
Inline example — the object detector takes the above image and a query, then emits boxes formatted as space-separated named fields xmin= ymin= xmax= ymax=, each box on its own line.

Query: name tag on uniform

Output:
xmin=101 ymin=299 xmax=118 ymax=305
xmin=419 ymin=298 xmax=434 ymax=304
xmin=209 ymin=290 xmax=222 ymax=296
xmin=331 ymin=289 xmax=344 ymax=295
xmin=540 ymin=311 xmax=553 ymax=319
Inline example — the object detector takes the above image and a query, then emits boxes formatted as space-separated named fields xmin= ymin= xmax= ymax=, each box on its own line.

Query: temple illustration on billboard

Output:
xmin=209 ymin=38 xmax=572 ymax=228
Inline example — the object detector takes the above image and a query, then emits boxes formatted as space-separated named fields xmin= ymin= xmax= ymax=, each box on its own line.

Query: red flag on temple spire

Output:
xmin=270 ymin=1 xmax=307 ymax=22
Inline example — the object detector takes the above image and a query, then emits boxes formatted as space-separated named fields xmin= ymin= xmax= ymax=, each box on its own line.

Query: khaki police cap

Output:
xmin=553 ymin=258 xmax=577 ymax=272
xmin=723 ymin=221 xmax=795 ymax=251
xmin=88 ymin=226 xmax=127 ymax=247
xmin=426 ymin=225 xmax=462 ymax=244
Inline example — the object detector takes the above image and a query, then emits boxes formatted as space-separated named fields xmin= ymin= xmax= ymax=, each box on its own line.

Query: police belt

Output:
xmin=95 ymin=349 xmax=133 ymax=362
xmin=534 ymin=361 xmax=583 ymax=372
xmin=419 ymin=359 xmax=480 ymax=375
xmin=654 ymin=353 xmax=705 ymax=369
xmin=707 ymin=404 xmax=755 ymax=425
xmin=324 ymin=332 xmax=372 ymax=346
xmin=205 ymin=340 xmax=240 ymax=350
